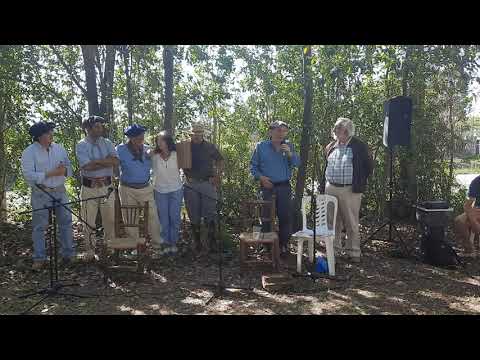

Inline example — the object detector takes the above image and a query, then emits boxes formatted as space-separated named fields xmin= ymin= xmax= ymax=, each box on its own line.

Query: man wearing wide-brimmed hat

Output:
xmin=116 ymin=124 xmax=163 ymax=257
xmin=76 ymin=115 xmax=119 ymax=261
xmin=183 ymin=122 xmax=224 ymax=253
xmin=21 ymin=121 xmax=75 ymax=270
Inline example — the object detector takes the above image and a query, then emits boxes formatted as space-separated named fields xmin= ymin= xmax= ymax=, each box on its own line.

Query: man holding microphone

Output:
xmin=250 ymin=120 xmax=300 ymax=257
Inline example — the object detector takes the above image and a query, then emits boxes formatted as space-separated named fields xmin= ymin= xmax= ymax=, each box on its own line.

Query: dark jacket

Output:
xmin=322 ymin=136 xmax=374 ymax=194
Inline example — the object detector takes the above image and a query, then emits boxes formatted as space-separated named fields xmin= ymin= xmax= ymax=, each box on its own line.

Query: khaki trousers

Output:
xmin=118 ymin=184 xmax=162 ymax=249
xmin=80 ymin=185 xmax=115 ymax=251
xmin=454 ymin=213 xmax=475 ymax=253
xmin=325 ymin=183 xmax=363 ymax=258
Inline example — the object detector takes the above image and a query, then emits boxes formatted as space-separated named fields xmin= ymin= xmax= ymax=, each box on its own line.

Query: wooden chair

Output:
xmin=100 ymin=187 xmax=151 ymax=282
xmin=239 ymin=195 xmax=280 ymax=272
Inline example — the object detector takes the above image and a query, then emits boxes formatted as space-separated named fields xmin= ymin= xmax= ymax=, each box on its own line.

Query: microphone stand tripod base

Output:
xmin=202 ymin=280 xmax=253 ymax=306
xmin=19 ymin=281 xmax=84 ymax=299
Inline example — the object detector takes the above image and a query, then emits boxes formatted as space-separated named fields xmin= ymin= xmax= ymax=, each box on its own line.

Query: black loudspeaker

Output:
xmin=383 ymin=96 xmax=412 ymax=148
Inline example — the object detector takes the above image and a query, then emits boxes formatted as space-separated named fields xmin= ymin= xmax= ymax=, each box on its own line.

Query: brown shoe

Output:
xmin=32 ymin=260 xmax=46 ymax=271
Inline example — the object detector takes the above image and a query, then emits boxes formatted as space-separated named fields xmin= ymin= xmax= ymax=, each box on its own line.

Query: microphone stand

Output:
xmin=183 ymin=182 xmax=254 ymax=305
xmin=18 ymin=184 xmax=112 ymax=314
xmin=291 ymin=142 xmax=330 ymax=281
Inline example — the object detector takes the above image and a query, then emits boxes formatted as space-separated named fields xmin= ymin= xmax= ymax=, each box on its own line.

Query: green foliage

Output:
xmin=1 ymin=44 xmax=480 ymax=226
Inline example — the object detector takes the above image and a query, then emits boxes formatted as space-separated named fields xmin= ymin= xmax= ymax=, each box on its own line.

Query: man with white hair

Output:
xmin=323 ymin=117 xmax=373 ymax=263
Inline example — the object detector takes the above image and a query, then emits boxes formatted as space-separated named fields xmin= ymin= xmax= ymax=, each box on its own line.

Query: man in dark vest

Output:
xmin=183 ymin=123 xmax=224 ymax=253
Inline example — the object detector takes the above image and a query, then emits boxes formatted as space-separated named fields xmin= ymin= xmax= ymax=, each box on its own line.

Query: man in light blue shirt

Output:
xmin=250 ymin=120 xmax=300 ymax=257
xmin=21 ymin=122 xmax=75 ymax=270
xmin=75 ymin=116 xmax=119 ymax=260
xmin=116 ymin=124 xmax=162 ymax=255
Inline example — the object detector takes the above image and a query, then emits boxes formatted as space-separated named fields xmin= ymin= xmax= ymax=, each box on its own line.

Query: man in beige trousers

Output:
xmin=323 ymin=117 xmax=373 ymax=263
xmin=116 ymin=124 xmax=163 ymax=257
xmin=76 ymin=116 xmax=119 ymax=261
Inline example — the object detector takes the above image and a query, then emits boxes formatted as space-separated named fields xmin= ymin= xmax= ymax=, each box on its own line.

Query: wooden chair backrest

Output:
xmin=240 ymin=195 xmax=277 ymax=232
xmin=114 ymin=187 xmax=149 ymax=238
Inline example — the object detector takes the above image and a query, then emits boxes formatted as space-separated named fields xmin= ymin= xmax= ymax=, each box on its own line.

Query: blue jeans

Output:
xmin=154 ymin=188 xmax=183 ymax=246
xmin=261 ymin=183 xmax=292 ymax=248
xmin=31 ymin=190 xmax=74 ymax=261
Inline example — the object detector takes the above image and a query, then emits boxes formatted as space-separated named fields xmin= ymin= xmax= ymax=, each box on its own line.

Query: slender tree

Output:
xmin=293 ymin=45 xmax=314 ymax=231
xmin=163 ymin=45 xmax=174 ymax=133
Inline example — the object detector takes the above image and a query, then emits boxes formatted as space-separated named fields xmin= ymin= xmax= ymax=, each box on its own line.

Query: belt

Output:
xmin=186 ymin=176 xmax=211 ymax=183
xmin=82 ymin=177 xmax=112 ymax=188
xmin=272 ymin=180 xmax=290 ymax=187
xmin=120 ymin=181 xmax=150 ymax=189
xmin=329 ymin=182 xmax=352 ymax=187
xmin=37 ymin=185 xmax=66 ymax=192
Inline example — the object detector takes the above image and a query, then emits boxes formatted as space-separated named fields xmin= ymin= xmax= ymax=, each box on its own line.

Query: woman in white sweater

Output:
xmin=151 ymin=131 xmax=183 ymax=254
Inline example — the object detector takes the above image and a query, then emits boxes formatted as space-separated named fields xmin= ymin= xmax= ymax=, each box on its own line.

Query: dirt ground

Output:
xmin=1 ymin=221 xmax=480 ymax=315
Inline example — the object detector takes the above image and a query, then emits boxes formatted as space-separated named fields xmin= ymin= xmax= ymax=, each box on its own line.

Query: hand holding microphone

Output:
xmin=280 ymin=140 xmax=291 ymax=158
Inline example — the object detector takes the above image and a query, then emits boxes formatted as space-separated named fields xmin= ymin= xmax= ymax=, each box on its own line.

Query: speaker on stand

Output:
xmin=365 ymin=96 xmax=413 ymax=255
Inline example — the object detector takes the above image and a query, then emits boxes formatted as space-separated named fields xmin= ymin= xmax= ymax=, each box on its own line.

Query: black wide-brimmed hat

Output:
xmin=29 ymin=121 xmax=55 ymax=139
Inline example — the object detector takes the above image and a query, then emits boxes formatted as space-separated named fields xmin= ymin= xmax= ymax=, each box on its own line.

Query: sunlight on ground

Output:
xmin=418 ymin=290 xmax=450 ymax=301
xmin=118 ymin=305 xmax=145 ymax=315
xmin=449 ymin=297 xmax=480 ymax=313
xmin=387 ymin=296 xmax=407 ymax=304
xmin=253 ymin=290 xmax=297 ymax=304
xmin=352 ymin=289 xmax=379 ymax=299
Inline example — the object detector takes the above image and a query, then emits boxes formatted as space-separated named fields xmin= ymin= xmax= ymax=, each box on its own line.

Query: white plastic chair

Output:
xmin=291 ymin=194 xmax=338 ymax=275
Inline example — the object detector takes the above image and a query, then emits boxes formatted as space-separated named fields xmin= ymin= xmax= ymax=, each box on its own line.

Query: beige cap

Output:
xmin=190 ymin=122 xmax=205 ymax=134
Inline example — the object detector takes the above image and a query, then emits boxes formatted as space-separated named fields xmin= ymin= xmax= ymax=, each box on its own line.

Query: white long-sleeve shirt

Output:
xmin=151 ymin=151 xmax=183 ymax=193
xmin=21 ymin=142 xmax=72 ymax=188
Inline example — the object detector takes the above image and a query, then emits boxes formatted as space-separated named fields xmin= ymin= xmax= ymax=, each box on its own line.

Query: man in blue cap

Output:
xmin=21 ymin=121 xmax=75 ymax=270
xmin=116 ymin=124 xmax=163 ymax=256
xmin=76 ymin=115 xmax=119 ymax=261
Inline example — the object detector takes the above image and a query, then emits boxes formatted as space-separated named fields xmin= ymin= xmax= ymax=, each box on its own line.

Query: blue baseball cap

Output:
xmin=124 ymin=124 xmax=147 ymax=138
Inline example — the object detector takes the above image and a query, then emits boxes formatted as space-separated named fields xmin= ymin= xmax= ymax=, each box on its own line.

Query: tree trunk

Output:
xmin=399 ymin=45 xmax=418 ymax=209
xmin=0 ymin=93 xmax=6 ymax=222
xmin=293 ymin=46 xmax=314 ymax=232
xmin=163 ymin=45 xmax=174 ymax=133
xmin=121 ymin=46 xmax=134 ymax=124
xmin=80 ymin=45 xmax=100 ymax=116
xmin=100 ymin=46 xmax=116 ymax=137
xmin=406 ymin=46 xmax=422 ymax=206
xmin=448 ymin=100 xmax=455 ymax=202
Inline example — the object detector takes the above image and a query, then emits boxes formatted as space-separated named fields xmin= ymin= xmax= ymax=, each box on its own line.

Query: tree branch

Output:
xmin=49 ymin=45 xmax=88 ymax=96
xmin=7 ymin=74 xmax=80 ymax=120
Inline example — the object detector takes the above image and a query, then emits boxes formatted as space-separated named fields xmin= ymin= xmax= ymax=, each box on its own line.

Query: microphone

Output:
xmin=103 ymin=187 xmax=114 ymax=203
xmin=281 ymin=139 xmax=290 ymax=157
